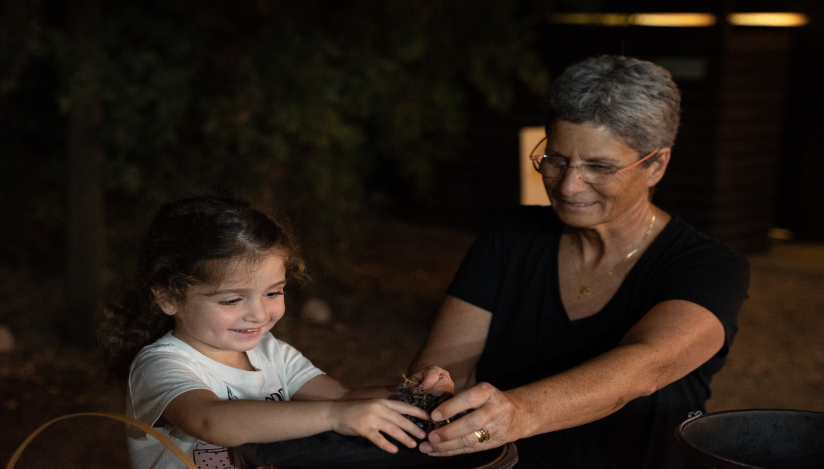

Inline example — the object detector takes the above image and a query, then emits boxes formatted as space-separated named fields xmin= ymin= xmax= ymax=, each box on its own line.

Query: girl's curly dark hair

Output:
xmin=99 ymin=195 xmax=307 ymax=381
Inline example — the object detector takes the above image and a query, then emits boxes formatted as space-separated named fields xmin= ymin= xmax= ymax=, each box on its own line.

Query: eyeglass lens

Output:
xmin=530 ymin=137 xmax=611 ymax=184
xmin=530 ymin=137 xmax=656 ymax=184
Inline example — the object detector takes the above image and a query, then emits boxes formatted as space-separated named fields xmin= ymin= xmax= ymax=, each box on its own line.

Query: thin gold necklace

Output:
xmin=573 ymin=215 xmax=656 ymax=297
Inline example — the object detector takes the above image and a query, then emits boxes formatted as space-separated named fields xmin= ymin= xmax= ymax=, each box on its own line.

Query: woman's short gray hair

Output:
xmin=545 ymin=55 xmax=681 ymax=155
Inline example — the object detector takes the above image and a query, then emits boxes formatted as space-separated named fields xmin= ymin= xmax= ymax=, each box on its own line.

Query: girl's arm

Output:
xmin=293 ymin=366 xmax=454 ymax=402
xmin=162 ymin=366 xmax=453 ymax=452
xmin=162 ymin=386 xmax=428 ymax=452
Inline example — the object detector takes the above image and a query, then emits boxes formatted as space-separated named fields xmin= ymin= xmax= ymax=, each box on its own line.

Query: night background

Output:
xmin=1 ymin=0 xmax=822 ymax=467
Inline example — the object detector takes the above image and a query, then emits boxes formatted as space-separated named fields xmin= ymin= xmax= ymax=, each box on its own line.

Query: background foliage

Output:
xmin=0 ymin=0 xmax=549 ymax=342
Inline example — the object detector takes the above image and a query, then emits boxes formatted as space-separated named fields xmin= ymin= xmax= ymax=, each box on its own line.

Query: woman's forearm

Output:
xmin=420 ymin=342 xmax=671 ymax=456
xmin=409 ymin=296 xmax=492 ymax=392
xmin=487 ymin=300 xmax=725 ymax=438
xmin=505 ymin=343 xmax=661 ymax=437
xmin=422 ymin=300 xmax=726 ymax=457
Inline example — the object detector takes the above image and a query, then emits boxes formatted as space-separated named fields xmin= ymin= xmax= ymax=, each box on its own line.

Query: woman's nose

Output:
xmin=556 ymin=165 xmax=589 ymax=194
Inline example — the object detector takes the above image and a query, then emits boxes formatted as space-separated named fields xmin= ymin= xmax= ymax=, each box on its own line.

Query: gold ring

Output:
xmin=474 ymin=428 xmax=490 ymax=443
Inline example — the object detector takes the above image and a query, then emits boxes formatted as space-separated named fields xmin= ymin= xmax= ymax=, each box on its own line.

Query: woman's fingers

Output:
xmin=420 ymin=383 xmax=516 ymax=456
xmin=411 ymin=366 xmax=454 ymax=395
xmin=421 ymin=412 xmax=497 ymax=456
xmin=429 ymin=382 xmax=489 ymax=421
xmin=428 ymin=398 xmax=490 ymax=442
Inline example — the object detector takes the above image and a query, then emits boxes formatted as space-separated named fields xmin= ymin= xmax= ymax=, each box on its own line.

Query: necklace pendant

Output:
xmin=579 ymin=285 xmax=592 ymax=296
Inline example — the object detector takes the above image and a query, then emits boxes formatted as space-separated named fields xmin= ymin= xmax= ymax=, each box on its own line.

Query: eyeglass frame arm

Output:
xmin=530 ymin=136 xmax=661 ymax=175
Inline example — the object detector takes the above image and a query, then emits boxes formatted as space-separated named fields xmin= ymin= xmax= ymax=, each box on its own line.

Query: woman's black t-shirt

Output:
xmin=447 ymin=206 xmax=750 ymax=469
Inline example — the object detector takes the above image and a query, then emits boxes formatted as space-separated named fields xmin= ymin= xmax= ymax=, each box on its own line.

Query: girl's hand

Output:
xmin=328 ymin=399 xmax=430 ymax=453
xmin=419 ymin=382 xmax=525 ymax=456
xmin=410 ymin=366 xmax=454 ymax=397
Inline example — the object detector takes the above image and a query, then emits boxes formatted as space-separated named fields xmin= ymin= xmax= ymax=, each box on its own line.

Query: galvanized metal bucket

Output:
xmin=675 ymin=409 xmax=824 ymax=469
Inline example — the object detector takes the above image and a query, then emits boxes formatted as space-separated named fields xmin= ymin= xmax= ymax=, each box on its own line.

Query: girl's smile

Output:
xmin=156 ymin=252 xmax=288 ymax=368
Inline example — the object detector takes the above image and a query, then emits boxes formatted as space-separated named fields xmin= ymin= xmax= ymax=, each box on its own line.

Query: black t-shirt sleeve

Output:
xmin=446 ymin=215 xmax=505 ymax=313
xmin=649 ymin=235 xmax=750 ymax=353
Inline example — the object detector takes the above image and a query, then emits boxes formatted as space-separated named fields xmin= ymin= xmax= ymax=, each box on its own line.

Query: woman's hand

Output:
xmin=409 ymin=365 xmax=454 ymax=396
xmin=419 ymin=382 xmax=527 ymax=456
xmin=328 ymin=399 xmax=430 ymax=453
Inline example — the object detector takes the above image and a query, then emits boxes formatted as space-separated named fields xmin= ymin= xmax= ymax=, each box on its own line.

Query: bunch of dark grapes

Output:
xmin=397 ymin=375 xmax=471 ymax=435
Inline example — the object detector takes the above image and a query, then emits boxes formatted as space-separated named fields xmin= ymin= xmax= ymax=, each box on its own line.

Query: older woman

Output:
xmin=410 ymin=56 xmax=750 ymax=468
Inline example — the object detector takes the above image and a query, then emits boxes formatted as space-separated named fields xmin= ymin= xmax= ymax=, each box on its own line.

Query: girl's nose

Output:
xmin=244 ymin=300 xmax=268 ymax=322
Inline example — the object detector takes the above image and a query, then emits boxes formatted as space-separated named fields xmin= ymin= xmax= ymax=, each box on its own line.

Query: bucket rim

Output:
xmin=674 ymin=409 xmax=824 ymax=469
xmin=681 ymin=408 xmax=824 ymax=420
xmin=475 ymin=442 xmax=518 ymax=469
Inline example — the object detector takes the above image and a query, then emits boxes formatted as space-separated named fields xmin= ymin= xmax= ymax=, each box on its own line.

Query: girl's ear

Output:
xmin=151 ymin=287 xmax=179 ymax=316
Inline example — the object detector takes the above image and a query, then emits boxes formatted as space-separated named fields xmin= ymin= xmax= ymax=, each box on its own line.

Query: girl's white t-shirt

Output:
xmin=127 ymin=331 xmax=323 ymax=469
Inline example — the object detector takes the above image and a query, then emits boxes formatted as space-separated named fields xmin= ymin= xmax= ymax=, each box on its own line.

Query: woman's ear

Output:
xmin=646 ymin=147 xmax=671 ymax=187
xmin=151 ymin=287 xmax=179 ymax=316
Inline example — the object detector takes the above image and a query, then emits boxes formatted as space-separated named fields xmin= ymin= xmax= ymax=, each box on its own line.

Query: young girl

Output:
xmin=101 ymin=195 xmax=451 ymax=469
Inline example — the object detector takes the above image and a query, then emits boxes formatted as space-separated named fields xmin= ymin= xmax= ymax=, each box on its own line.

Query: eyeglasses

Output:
xmin=530 ymin=136 xmax=660 ymax=185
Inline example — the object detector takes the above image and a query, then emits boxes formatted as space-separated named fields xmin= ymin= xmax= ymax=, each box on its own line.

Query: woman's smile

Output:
xmin=557 ymin=199 xmax=597 ymax=209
